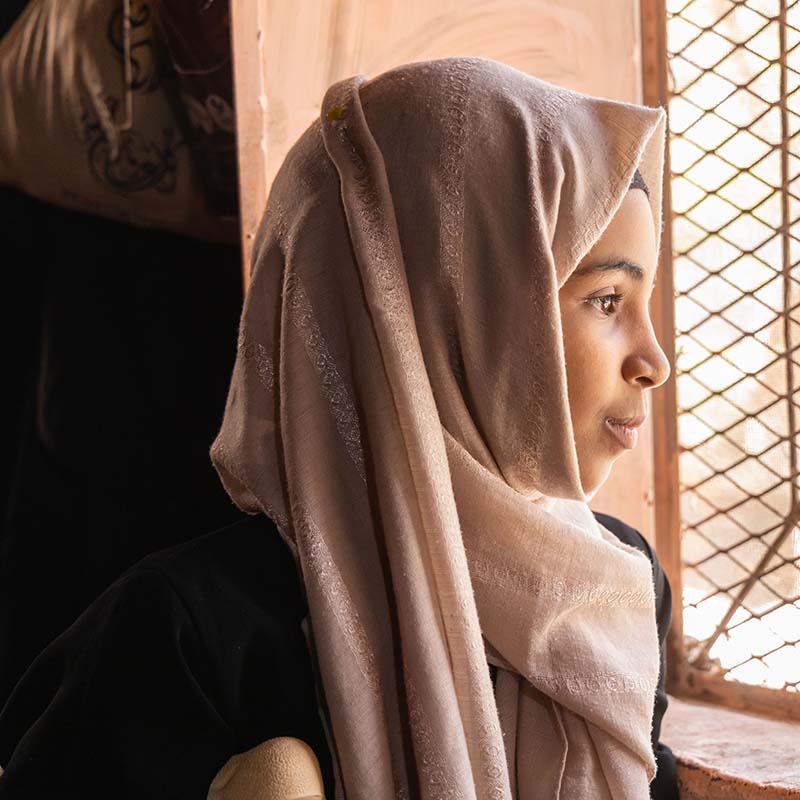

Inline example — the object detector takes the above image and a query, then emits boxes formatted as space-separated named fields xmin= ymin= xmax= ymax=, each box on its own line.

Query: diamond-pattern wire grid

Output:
xmin=666 ymin=0 xmax=800 ymax=696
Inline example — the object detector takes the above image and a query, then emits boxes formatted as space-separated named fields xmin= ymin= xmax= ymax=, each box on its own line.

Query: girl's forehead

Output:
xmin=570 ymin=193 xmax=656 ymax=276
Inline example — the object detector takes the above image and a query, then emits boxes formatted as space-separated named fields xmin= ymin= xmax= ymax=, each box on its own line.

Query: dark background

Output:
xmin=0 ymin=2 xmax=244 ymax=708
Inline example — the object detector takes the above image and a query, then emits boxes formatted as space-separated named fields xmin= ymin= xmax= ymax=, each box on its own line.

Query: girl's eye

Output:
xmin=587 ymin=292 xmax=623 ymax=316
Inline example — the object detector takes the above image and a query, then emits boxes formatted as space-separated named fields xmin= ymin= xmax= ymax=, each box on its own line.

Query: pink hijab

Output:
xmin=211 ymin=56 xmax=667 ymax=799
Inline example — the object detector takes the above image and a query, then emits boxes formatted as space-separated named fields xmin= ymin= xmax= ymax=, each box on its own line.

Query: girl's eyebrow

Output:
xmin=571 ymin=258 xmax=645 ymax=282
xmin=570 ymin=258 xmax=658 ymax=297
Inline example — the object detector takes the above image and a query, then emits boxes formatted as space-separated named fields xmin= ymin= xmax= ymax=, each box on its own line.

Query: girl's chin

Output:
xmin=577 ymin=455 xmax=615 ymax=499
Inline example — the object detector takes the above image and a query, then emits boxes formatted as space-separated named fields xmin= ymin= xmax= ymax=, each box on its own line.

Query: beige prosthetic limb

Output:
xmin=207 ymin=737 xmax=325 ymax=800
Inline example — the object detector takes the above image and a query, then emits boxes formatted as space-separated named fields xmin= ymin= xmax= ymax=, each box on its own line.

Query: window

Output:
xmin=643 ymin=0 xmax=800 ymax=719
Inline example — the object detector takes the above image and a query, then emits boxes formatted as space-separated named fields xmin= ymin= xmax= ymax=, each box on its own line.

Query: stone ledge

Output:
xmin=660 ymin=694 xmax=800 ymax=799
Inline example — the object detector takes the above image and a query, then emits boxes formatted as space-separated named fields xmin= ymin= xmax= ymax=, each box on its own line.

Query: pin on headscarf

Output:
xmin=211 ymin=56 xmax=667 ymax=799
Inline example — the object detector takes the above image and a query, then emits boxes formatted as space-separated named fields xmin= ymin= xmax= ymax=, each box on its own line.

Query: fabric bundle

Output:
xmin=210 ymin=56 xmax=667 ymax=799
xmin=0 ymin=0 xmax=236 ymax=241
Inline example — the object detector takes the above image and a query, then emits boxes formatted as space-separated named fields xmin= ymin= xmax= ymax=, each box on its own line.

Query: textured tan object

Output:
xmin=211 ymin=56 xmax=667 ymax=799
xmin=207 ymin=737 xmax=325 ymax=800
xmin=661 ymin=695 xmax=800 ymax=799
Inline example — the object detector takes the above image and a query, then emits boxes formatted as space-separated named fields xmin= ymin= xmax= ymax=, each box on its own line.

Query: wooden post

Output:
xmin=229 ymin=0 xmax=269 ymax=290
xmin=640 ymin=0 xmax=686 ymax=696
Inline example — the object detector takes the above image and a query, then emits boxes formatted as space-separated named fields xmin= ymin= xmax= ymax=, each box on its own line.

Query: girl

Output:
xmin=0 ymin=56 xmax=678 ymax=799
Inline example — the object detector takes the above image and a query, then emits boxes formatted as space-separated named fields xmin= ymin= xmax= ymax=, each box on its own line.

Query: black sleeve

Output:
xmin=0 ymin=569 xmax=236 ymax=800
xmin=642 ymin=539 xmax=680 ymax=800
xmin=593 ymin=511 xmax=680 ymax=799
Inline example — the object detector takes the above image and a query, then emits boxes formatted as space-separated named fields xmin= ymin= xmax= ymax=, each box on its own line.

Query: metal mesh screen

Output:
xmin=666 ymin=0 xmax=800 ymax=694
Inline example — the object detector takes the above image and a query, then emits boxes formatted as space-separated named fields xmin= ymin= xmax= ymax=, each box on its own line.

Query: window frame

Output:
xmin=641 ymin=0 xmax=799 ymax=723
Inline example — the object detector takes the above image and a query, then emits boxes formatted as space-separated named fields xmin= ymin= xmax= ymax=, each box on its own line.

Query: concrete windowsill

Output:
xmin=661 ymin=694 xmax=800 ymax=799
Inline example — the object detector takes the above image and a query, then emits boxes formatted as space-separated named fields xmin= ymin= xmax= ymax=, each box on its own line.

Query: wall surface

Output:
xmin=230 ymin=0 xmax=658 ymax=542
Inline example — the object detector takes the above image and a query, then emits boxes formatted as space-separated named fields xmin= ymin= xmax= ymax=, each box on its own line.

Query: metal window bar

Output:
xmin=644 ymin=0 xmax=800 ymax=719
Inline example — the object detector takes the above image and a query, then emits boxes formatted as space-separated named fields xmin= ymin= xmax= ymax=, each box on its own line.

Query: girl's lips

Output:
xmin=606 ymin=419 xmax=638 ymax=449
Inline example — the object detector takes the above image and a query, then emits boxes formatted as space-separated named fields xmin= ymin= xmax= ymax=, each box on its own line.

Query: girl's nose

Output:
xmin=623 ymin=325 xmax=671 ymax=389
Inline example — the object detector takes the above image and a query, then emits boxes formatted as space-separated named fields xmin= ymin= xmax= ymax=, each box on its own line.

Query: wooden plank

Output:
xmin=229 ymin=0 xmax=268 ymax=288
xmin=660 ymin=694 xmax=800 ymax=795
xmin=677 ymin=668 xmax=800 ymax=723
xmin=639 ymin=0 xmax=686 ymax=698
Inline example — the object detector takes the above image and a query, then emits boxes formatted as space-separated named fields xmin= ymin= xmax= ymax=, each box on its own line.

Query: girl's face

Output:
xmin=558 ymin=189 xmax=671 ymax=498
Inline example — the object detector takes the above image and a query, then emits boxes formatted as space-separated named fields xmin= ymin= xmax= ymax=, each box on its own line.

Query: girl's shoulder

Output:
xmin=592 ymin=510 xmax=657 ymax=564
xmin=131 ymin=512 xmax=308 ymax=624
xmin=0 ymin=512 xmax=333 ymax=797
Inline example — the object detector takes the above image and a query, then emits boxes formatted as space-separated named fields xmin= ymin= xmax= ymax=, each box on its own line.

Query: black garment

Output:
xmin=0 ymin=511 xmax=679 ymax=799
xmin=593 ymin=512 xmax=679 ymax=800
xmin=0 ymin=190 xmax=244 ymax=709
